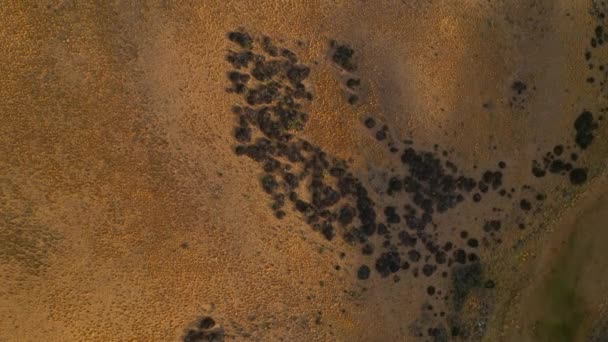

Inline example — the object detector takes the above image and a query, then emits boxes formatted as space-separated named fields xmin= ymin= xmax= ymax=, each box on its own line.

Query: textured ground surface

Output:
xmin=1 ymin=1 xmax=607 ymax=341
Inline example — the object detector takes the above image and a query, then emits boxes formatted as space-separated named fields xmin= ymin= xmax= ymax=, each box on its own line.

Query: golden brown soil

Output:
xmin=0 ymin=1 xmax=606 ymax=341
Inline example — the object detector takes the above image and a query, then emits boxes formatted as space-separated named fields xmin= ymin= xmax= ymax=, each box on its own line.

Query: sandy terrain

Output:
xmin=0 ymin=1 xmax=607 ymax=341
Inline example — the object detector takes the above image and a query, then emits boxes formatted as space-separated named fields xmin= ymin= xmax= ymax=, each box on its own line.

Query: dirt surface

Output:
xmin=0 ymin=1 xmax=607 ymax=341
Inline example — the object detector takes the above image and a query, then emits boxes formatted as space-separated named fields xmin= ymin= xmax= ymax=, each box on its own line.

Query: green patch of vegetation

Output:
xmin=535 ymin=275 xmax=584 ymax=342
xmin=534 ymin=234 xmax=585 ymax=342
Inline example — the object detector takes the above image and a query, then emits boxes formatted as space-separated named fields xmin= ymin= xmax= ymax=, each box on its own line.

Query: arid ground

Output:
xmin=1 ymin=1 xmax=607 ymax=341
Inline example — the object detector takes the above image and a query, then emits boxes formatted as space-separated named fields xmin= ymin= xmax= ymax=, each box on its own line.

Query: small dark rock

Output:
xmin=553 ymin=145 xmax=564 ymax=156
xmin=364 ymin=117 xmax=376 ymax=128
xmin=569 ymin=168 xmax=588 ymax=185
xmin=574 ymin=111 xmax=598 ymax=149
xmin=408 ymin=250 xmax=421 ymax=262
xmin=511 ymin=80 xmax=527 ymax=94
xmin=199 ymin=317 xmax=216 ymax=330
xmin=346 ymin=78 xmax=360 ymax=88
xmin=532 ymin=166 xmax=546 ymax=178
xmin=228 ymin=31 xmax=253 ymax=49
xmin=473 ymin=193 xmax=482 ymax=202
xmin=375 ymin=252 xmax=401 ymax=277
xmin=422 ymin=264 xmax=437 ymax=277
xmin=357 ymin=265 xmax=371 ymax=280
xmin=332 ymin=43 xmax=356 ymax=71
xmin=520 ymin=199 xmax=532 ymax=211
